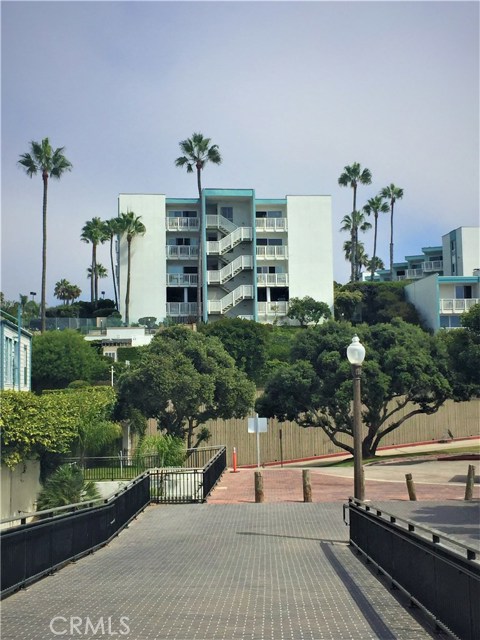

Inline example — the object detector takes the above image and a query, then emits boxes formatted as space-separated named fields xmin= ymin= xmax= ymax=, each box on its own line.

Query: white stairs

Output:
xmin=207 ymin=255 xmax=253 ymax=285
xmin=208 ymin=285 xmax=254 ymax=314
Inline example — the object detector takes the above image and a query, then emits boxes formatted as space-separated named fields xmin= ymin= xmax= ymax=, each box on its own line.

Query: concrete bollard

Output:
xmin=405 ymin=473 xmax=417 ymax=501
xmin=464 ymin=464 xmax=475 ymax=501
xmin=254 ymin=471 xmax=264 ymax=503
xmin=303 ymin=469 xmax=312 ymax=502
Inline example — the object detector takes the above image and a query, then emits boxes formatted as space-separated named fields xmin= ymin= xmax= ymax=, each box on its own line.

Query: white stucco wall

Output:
xmin=118 ymin=194 xmax=167 ymax=324
xmin=405 ymin=275 xmax=439 ymax=331
xmin=1 ymin=460 xmax=41 ymax=521
xmin=442 ymin=227 xmax=480 ymax=276
xmin=286 ymin=195 xmax=334 ymax=311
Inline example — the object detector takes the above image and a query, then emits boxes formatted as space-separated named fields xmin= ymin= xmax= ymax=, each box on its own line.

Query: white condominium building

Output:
xmin=117 ymin=189 xmax=333 ymax=324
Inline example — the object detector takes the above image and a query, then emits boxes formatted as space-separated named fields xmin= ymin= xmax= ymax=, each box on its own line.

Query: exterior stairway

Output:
xmin=207 ymin=255 xmax=253 ymax=285
xmin=208 ymin=285 xmax=254 ymax=314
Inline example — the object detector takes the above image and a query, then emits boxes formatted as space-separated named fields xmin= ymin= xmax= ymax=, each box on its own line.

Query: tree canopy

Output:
xmin=256 ymin=319 xmax=453 ymax=457
xmin=286 ymin=296 xmax=331 ymax=327
xmin=117 ymin=326 xmax=255 ymax=448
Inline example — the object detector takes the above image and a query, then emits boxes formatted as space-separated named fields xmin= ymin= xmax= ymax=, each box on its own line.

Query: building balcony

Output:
xmin=166 ymin=302 xmax=198 ymax=316
xmin=440 ymin=298 xmax=479 ymax=313
xmin=256 ymin=219 xmax=287 ymax=232
xmin=166 ymin=217 xmax=199 ymax=231
xmin=423 ymin=260 xmax=443 ymax=272
xmin=257 ymin=274 xmax=289 ymax=286
xmin=167 ymin=274 xmax=198 ymax=286
xmin=257 ymin=301 xmax=289 ymax=317
xmin=256 ymin=246 xmax=288 ymax=260
xmin=166 ymin=246 xmax=199 ymax=259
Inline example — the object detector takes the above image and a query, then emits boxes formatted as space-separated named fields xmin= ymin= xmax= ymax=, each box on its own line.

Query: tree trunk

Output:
xmin=351 ymin=185 xmax=357 ymax=282
xmin=110 ymin=236 xmax=118 ymax=310
xmin=93 ymin=243 xmax=98 ymax=303
xmin=196 ymin=166 xmax=203 ymax=323
xmin=125 ymin=238 xmax=131 ymax=325
xmin=389 ymin=200 xmax=395 ymax=281
xmin=41 ymin=172 xmax=48 ymax=333
xmin=371 ymin=213 xmax=378 ymax=281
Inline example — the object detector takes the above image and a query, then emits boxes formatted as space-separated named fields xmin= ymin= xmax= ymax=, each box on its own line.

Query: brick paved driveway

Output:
xmin=1 ymin=503 xmax=443 ymax=640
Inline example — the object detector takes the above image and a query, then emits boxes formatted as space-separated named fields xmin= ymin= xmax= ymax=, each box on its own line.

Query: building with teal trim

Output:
xmin=0 ymin=310 xmax=32 ymax=391
xmin=117 ymin=189 xmax=333 ymax=324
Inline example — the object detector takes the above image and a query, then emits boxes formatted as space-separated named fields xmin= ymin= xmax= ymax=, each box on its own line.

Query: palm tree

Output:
xmin=118 ymin=211 xmax=146 ymax=325
xmin=104 ymin=218 xmax=122 ymax=310
xmin=343 ymin=240 xmax=370 ymax=280
xmin=18 ymin=138 xmax=72 ymax=332
xmin=363 ymin=195 xmax=389 ymax=281
xmin=340 ymin=211 xmax=372 ymax=280
xmin=36 ymin=464 xmax=100 ymax=511
xmin=87 ymin=263 xmax=108 ymax=283
xmin=365 ymin=256 xmax=385 ymax=276
xmin=338 ymin=163 xmax=372 ymax=282
xmin=81 ymin=217 xmax=108 ymax=303
xmin=380 ymin=184 xmax=404 ymax=280
xmin=54 ymin=279 xmax=72 ymax=305
xmin=175 ymin=133 xmax=222 ymax=322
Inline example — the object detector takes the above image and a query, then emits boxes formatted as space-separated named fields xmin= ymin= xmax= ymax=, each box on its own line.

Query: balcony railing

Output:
xmin=206 ymin=214 xmax=237 ymax=234
xmin=166 ymin=245 xmax=199 ymax=259
xmin=207 ymin=255 xmax=253 ymax=285
xmin=166 ymin=302 xmax=198 ymax=316
xmin=405 ymin=268 xmax=423 ymax=279
xmin=256 ymin=218 xmax=287 ymax=232
xmin=166 ymin=217 xmax=199 ymax=231
xmin=257 ymin=273 xmax=289 ymax=286
xmin=257 ymin=301 xmax=288 ymax=316
xmin=167 ymin=274 xmax=198 ymax=286
xmin=423 ymin=260 xmax=443 ymax=272
xmin=256 ymin=246 xmax=288 ymax=260
xmin=440 ymin=298 xmax=479 ymax=313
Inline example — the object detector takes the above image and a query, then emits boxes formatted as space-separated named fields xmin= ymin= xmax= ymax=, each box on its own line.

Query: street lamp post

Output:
xmin=347 ymin=335 xmax=365 ymax=501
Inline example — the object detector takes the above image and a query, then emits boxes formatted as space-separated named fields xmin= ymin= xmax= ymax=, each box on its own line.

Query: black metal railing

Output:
xmin=346 ymin=498 xmax=480 ymax=640
xmin=1 ymin=474 xmax=150 ymax=599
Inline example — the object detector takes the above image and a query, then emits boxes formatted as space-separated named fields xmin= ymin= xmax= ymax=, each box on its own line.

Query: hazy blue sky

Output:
xmin=2 ymin=0 xmax=478 ymax=305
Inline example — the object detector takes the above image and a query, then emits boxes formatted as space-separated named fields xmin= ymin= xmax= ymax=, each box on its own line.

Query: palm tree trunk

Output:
xmin=371 ymin=213 xmax=378 ymax=281
xmin=93 ymin=243 xmax=98 ymax=303
xmin=41 ymin=172 xmax=48 ymax=333
xmin=351 ymin=186 xmax=357 ymax=282
xmin=90 ymin=248 xmax=95 ymax=303
xmin=110 ymin=236 xmax=118 ymax=310
xmin=389 ymin=200 xmax=395 ymax=281
xmin=125 ymin=238 xmax=131 ymax=325
xmin=196 ymin=166 xmax=203 ymax=323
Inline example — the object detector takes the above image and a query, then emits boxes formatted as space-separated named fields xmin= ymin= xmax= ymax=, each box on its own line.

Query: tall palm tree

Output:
xmin=363 ymin=195 xmax=389 ymax=281
xmin=87 ymin=263 xmax=108 ymax=284
xmin=81 ymin=217 xmax=108 ymax=303
xmin=340 ymin=211 xmax=372 ymax=280
xmin=18 ymin=138 xmax=72 ymax=332
xmin=175 ymin=133 xmax=222 ymax=322
xmin=54 ymin=279 xmax=72 ymax=305
xmin=104 ymin=218 xmax=122 ymax=310
xmin=338 ymin=163 xmax=372 ymax=282
xmin=343 ymin=240 xmax=370 ymax=280
xmin=380 ymin=184 xmax=404 ymax=281
xmin=118 ymin=211 xmax=146 ymax=325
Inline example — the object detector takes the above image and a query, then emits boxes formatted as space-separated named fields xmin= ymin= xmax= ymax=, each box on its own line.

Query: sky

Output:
xmin=1 ymin=0 xmax=479 ymax=306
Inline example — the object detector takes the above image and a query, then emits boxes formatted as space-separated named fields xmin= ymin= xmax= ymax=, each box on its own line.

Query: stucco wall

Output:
xmin=1 ymin=460 xmax=41 ymax=521
xmin=405 ymin=274 xmax=439 ymax=331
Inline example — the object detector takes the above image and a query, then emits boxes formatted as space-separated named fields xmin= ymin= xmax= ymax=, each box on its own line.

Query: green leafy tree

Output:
xmin=338 ymin=163 xmax=372 ymax=282
xmin=36 ymin=464 xmax=100 ymax=511
xmin=175 ymin=133 xmax=222 ymax=322
xmin=334 ymin=289 xmax=363 ymax=321
xmin=18 ymin=138 xmax=72 ymax=332
xmin=104 ymin=218 xmax=123 ymax=310
xmin=199 ymin=317 xmax=269 ymax=383
xmin=286 ymin=296 xmax=332 ymax=327
xmin=380 ymin=184 xmax=404 ymax=280
xmin=81 ymin=217 xmax=108 ymax=303
xmin=461 ymin=302 xmax=480 ymax=334
xmin=118 ymin=211 xmax=146 ymax=325
xmin=32 ymin=329 xmax=109 ymax=391
xmin=0 ymin=390 xmax=80 ymax=468
xmin=363 ymin=195 xmax=389 ymax=281
xmin=135 ymin=434 xmax=186 ymax=467
xmin=256 ymin=319 xmax=452 ymax=458
xmin=117 ymin=326 xmax=255 ymax=448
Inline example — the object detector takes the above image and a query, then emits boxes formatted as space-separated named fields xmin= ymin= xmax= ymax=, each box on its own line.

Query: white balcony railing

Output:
xmin=167 ymin=274 xmax=198 ymax=286
xmin=166 ymin=217 xmax=199 ymax=231
xmin=257 ymin=301 xmax=289 ymax=316
xmin=208 ymin=285 xmax=254 ymax=314
xmin=256 ymin=218 xmax=288 ymax=232
xmin=207 ymin=255 xmax=253 ymax=285
xmin=423 ymin=260 xmax=443 ymax=272
xmin=257 ymin=273 xmax=289 ymax=286
xmin=166 ymin=302 xmax=198 ymax=316
xmin=405 ymin=269 xmax=423 ymax=279
xmin=256 ymin=246 xmax=288 ymax=260
xmin=206 ymin=214 xmax=237 ymax=234
xmin=166 ymin=245 xmax=199 ymax=259
xmin=440 ymin=298 xmax=479 ymax=313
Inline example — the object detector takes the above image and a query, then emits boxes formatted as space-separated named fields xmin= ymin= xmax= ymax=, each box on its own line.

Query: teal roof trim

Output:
xmin=255 ymin=199 xmax=287 ymax=205
xmin=203 ymin=189 xmax=255 ymax=197
xmin=166 ymin=198 xmax=199 ymax=204
xmin=439 ymin=276 xmax=480 ymax=284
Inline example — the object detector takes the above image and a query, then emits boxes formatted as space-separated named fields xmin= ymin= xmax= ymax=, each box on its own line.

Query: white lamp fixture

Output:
xmin=347 ymin=335 xmax=365 ymax=366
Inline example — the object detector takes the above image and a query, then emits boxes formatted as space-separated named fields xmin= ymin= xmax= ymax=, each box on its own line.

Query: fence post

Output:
xmin=255 ymin=471 xmax=264 ymax=503
xmin=405 ymin=473 xmax=417 ymax=501
xmin=465 ymin=464 xmax=475 ymax=501
xmin=303 ymin=469 xmax=312 ymax=502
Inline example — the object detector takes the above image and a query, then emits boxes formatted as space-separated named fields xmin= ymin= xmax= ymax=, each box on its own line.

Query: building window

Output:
xmin=256 ymin=238 xmax=283 ymax=246
xmin=23 ymin=345 xmax=28 ymax=386
xmin=256 ymin=211 xmax=282 ymax=218
xmin=455 ymin=285 xmax=472 ymax=299
xmin=220 ymin=207 xmax=233 ymax=221
xmin=105 ymin=351 xmax=116 ymax=360
xmin=168 ymin=210 xmax=197 ymax=218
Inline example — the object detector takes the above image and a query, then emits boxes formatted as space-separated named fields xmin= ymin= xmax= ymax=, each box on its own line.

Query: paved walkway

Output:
xmin=1 ymin=504 xmax=444 ymax=640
